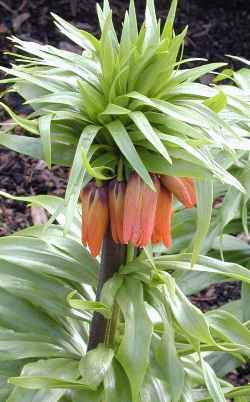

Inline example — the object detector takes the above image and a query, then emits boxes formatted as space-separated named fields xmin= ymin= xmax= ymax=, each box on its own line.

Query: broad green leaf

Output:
xmin=7 ymin=358 xmax=80 ymax=401
xmin=104 ymin=359 xmax=132 ymax=402
xmin=79 ymin=344 xmax=114 ymax=390
xmin=117 ymin=278 xmax=153 ymax=402
xmin=162 ymin=275 xmax=214 ymax=347
xmin=100 ymin=274 xmax=123 ymax=308
xmin=141 ymin=369 xmax=171 ymax=402
xmin=140 ymin=150 xmax=210 ymax=178
xmin=203 ymin=91 xmax=227 ymax=113
xmin=0 ymin=288 xmax=63 ymax=338
xmin=0 ymin=234 xmax=98 ymax=287
xmin=156 ymin=319 xmax=185 ymax=402
xmin=0 ymin=330 xmax=73 ymax=360
xmin=206 ymin=350 xmax=242 ymax=378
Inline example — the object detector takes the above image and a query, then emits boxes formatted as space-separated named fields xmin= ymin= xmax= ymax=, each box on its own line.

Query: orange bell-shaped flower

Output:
xmin=108 ymin=179 xmax=126 ymax=244
xmin=81 ymin=181 xmax=109 ymax=257
xmin=152 ymin=185 xmax=173 ymax=248
xmin=123 ymin=172 xmax=160 ymax=247
xmin=160 ymin=175 xmax=196 ymax=208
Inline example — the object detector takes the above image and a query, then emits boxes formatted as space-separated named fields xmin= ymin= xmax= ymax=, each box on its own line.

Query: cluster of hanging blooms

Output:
xmin=81 ymin=173 xmax=196 ymax=257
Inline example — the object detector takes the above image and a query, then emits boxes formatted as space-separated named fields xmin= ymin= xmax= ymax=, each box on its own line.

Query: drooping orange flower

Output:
xmin=152 ymin=185 xmax=173 ymax=248
xmin=81 ymin=182 xmax=109 ymax=257
xmin=160 ymin=175 xmax=196 ymax=208
xmin=123 ymin=172 xmax=160 ymax=247
xmin=108 ymin=179 xmax=126 ymax=244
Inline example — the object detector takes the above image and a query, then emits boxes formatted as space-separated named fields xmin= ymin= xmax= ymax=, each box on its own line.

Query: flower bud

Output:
xmin=81 ymin=182 xmax=109 ymax=257
xmin=160 ymin=175 xmax=196 ymax=208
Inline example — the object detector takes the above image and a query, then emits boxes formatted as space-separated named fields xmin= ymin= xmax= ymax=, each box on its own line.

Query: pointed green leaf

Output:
xmin=0 ymin=102 xmax=39 ymax=134
xmin=106 ymin=120 xmax=154 ymax=190
xmin=201 ymin=359 xmax=226 ymax=402
xmin=79 ymin=344 xmax=114 ymax=390
xmin=39 ymin=114 xmax=53 ymax=168
xmin=203 ymin=91 xmax=227 ymax=113
xmin=192 ymin=179 xmax=213 ymax=265
xmin=117 ymin=278 xmax=153 ymax=402
xmin=129 ymin=112 xmax=172 ymax=164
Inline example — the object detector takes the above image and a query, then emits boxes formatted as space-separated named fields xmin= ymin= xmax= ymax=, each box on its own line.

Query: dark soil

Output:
xmin=0 ymin=0 xmax=250 ymax=386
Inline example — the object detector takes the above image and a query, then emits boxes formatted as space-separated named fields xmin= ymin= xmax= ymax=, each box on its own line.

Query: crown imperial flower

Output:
xmin=81 ymin=182 xmax=109 ymax=257
xmin=123 ymin=173 xmax=160 ymax=248
xmin=152 ymin=185 xmax=173 ymax=247
xmin=160 ymin=176 xmax=196 ymax=208
xmin=108 ymin=178 xmax=126 ymax=244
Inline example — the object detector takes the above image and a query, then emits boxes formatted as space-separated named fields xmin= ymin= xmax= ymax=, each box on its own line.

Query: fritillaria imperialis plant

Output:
xmin=1 ymin=0 xmax=250 ymax=401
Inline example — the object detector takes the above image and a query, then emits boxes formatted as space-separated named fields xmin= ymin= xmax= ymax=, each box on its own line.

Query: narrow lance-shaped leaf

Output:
xmin=192 ymin=178 xmax=213 ymax=266
xmin=0 ymin=102 xmax=39 ymax=134
xmin=38 ymin=114 xmax=53 ymax=168
xmin=201 ymin=358 xmax=226 ymax=402
xmin=162 ymin=0 xmax=178 ymax=45
xmin=129 ymin=111 xmax=172 ymax=164
xmin=106 ymin=119 xmax=154 ymax=190
xmin=64 ymin=125 xmax=100 ymax=233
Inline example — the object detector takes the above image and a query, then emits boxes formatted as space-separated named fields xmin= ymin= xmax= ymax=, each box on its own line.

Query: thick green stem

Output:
xmin=87 ymin=228 xmax=126 ymax=351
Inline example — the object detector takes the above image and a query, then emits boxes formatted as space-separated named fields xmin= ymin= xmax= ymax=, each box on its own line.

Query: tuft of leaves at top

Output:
xmin=0 ymin=0 xmax=250 ymax=233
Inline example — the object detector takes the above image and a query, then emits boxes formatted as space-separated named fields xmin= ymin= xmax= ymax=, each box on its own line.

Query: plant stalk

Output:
xmin=87 ymin=227 xmax=126 ymax=351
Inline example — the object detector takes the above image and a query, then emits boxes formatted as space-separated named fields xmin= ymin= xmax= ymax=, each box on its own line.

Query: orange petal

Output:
xmin=182 ymin=177 xmax=196 ymax=207
xmin=138 ymin=175 xmax=160 ymax=247
xmin=116 ymin=182 xmax=126 ymax=243
xmin=80 ymin=182 xmax=95 ymax=246
xmin=87 ymin=185 xmax=109 ymax=257
xmin=160 ymin=175 xmax=194 ymax=208
xmin=152 ymin=186 xmax=173 ymax=248
xmin=162 ymin=195 xmax=173 ymax=248
xmin=109 ymin=179 xmax=126 ymax=244
xmin=109 ymin=180 xmax=119 ymax=243
xmin=123 ymin=173 xmax=143 ymax=245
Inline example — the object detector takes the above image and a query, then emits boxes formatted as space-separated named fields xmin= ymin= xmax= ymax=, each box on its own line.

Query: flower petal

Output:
xmin=160 ymin=175 xmax=195 ymax=208
xmin=152 ymin=186 xmax=173 ymax=248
